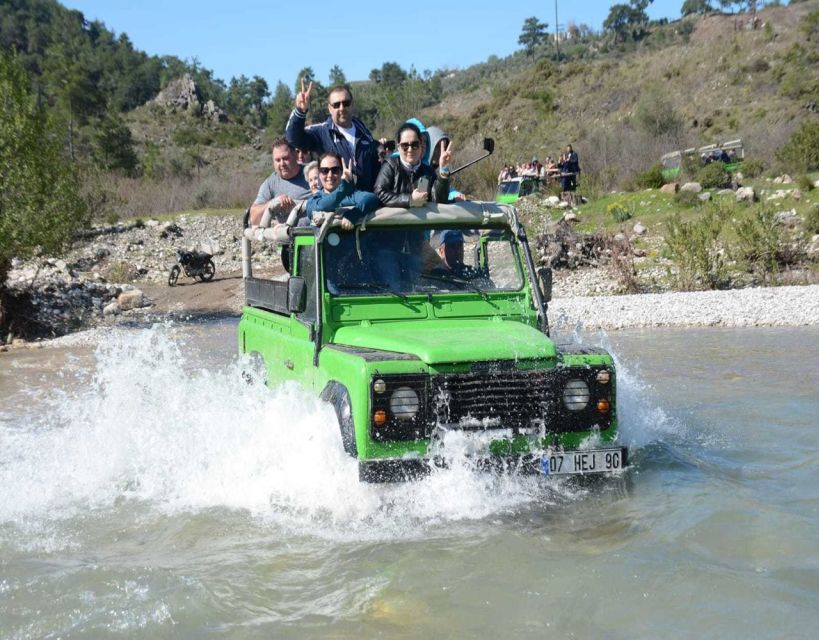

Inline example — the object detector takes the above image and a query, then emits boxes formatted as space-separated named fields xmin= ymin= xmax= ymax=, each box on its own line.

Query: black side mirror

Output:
xmin=287 ymin=276 xmax=307 ymax=313
xmin=483 ymin=138 xmax=494 ymax=154
xmin=536 ymin=266 xmax=553 ymax=303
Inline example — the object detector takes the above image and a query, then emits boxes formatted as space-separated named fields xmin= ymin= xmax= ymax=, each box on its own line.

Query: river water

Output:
xmin=1 ymin=321 xmax=817 ymax=639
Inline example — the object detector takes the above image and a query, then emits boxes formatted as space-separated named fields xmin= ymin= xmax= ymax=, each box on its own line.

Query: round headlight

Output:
xmin=389 ymin=386 xmax=419 ymax=420
xmin=596 ymin=369 xmax=611 ymax=384
xmin=373 ymin=378 xmax=386 ymax=394
xmin=563 ymin=379 xmax=590 ymax=411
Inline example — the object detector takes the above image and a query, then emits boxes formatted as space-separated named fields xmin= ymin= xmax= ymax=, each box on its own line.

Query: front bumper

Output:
xmin=358 ymin=447 xmax=629 ymax=483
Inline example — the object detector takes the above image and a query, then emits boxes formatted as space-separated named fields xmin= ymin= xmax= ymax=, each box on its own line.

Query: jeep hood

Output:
xmin=332 ymin=319 xmax=555 ymax=365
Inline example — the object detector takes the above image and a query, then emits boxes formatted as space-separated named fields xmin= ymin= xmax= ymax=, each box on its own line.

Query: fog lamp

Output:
xmin=389 ymin=386 xmax=419 ymax=420
xmin=563 ymin=379 xmax=590 ymax=411
xmin=596 ymin=369 xmax=611 ymax=384
xmin=597 ymin=398 xmax=610 ymax=413
xmin=373 ymin=410 xmax=387 ymax=426
xmin=373 ymin=378 xmax=387 ymax=394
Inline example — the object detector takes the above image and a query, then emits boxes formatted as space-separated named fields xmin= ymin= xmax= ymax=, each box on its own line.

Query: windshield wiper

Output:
xmin=336 ymin=282 xmax=408 ymax=301
xmin=420 ymin=273 xmax=487 ymax=297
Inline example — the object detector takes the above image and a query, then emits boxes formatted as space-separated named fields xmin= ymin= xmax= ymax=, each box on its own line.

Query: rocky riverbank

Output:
xmin=2 ymin=213 xmax=818 ymax=348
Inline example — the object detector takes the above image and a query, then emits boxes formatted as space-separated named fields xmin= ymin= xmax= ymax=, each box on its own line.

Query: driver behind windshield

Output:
xmin=428 ymin=230 xmax=489 ymax=285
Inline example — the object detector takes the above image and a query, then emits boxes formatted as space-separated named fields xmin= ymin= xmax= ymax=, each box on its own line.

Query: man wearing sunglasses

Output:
xmin=286 ymin=79 xmax=380 ymax=192
xmin=373 ymin=122 xmax=452 ymax=208
xmin=249 ymin=138 xmax=311 ymax=226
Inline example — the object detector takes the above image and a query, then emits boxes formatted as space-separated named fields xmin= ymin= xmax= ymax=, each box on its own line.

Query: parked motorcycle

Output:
xmin=168 ymin=249 xmax=215 ymax=286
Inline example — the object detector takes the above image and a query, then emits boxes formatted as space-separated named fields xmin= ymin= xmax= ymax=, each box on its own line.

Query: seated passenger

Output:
xmin=304 ymin=161 xmax=320 ymax=193
xmin=250 ymin=139 xmax=311 ymax=227
xmin=371 ymin=123 xmax=453 ymax=290
xmin=374 ymin=122 xmax=452 ymax=208
xmin=305 ymin=153 xmax=379 ymax=229
xmin=427 ymin=230 xmax=488 ymax=285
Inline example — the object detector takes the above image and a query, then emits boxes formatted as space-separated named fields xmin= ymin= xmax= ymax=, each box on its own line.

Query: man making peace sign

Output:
xmin=286 ymin=80 xmax=381 ymax=192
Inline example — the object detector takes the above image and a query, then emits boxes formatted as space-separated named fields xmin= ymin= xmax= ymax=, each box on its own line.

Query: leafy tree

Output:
xmin=295 ymin=66 xmax=316 ymax=91
xmin=604 ymin=0 xmax=653 ymax=43
xmin=379 ymin=62 xmax=408 ymax=87
xmin=329 ymin=65 xmax=346 ymax=86
xmin=518 ymin=16 xmax=549 ymax=58
xmin=681 ymin=0 xmax=714 ymax=15
xmin=0 ymin=53 xmax=88 ymax=311
xmin=91 ymin=111 xmax=138 ymax=175
xmin=266 ymin=81 xmax=293 ymax=136
xmin=248 ymin=75 xmax=270 ymax=126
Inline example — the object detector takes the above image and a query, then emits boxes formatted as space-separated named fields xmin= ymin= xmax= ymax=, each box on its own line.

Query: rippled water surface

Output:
xmin=1 ymin=322 xmax=818 ymax=638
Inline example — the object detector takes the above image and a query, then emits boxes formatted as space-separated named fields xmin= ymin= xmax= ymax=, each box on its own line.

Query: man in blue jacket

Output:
xmin=286 ymin=79 xmax=380 ymax=192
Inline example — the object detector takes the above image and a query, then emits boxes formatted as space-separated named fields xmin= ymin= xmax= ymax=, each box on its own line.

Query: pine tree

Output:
xmin=518 ymin=17 xmax=549 ymax=58
xmin=0 ymin=52 xmax=88 ymax=309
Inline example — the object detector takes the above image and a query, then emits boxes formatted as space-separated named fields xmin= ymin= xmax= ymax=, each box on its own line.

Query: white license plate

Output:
xmin=541 ymin=448 xmax=626 ymax=476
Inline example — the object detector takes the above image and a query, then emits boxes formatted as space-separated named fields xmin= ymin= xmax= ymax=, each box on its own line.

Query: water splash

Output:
xmin=0 ymin=325 xmax=563 ymax=542
xmin=551 ymin=319 xmax=686 ymax=450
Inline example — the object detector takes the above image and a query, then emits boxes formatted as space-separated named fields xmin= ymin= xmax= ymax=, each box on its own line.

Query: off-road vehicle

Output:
xmin=239 ymin=201 xmax=627 ymax=482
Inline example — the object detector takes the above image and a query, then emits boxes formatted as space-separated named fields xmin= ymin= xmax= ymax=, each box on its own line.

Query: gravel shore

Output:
xmin=549 ymin=284 xmax=819 ymax=330
xmin=3 ymin=213 xmax=818 ymax=347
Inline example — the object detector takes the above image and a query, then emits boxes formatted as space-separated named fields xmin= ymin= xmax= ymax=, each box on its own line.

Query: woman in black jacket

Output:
xmin=370 ymin=122 xmax=454 ymax=289
xmin=374 ymin=122 xmax=452 ymax=208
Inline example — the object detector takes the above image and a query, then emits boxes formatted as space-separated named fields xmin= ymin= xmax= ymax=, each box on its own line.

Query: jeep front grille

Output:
xmin=432 ymin=367 xmax=555 ymax=428
xmin=432 ymin=364 xmax=613 ymax=433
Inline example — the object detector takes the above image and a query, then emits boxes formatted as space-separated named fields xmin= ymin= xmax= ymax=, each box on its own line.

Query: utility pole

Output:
xmin=554 ymin=0 xmax=560 ymax=61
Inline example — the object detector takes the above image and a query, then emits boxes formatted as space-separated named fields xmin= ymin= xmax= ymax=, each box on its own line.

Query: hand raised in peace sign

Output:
xmin=341 ymin=156 xmax=354 ymax=183
xmin=295 ymin=76 xmax=313 ymax=112
xmin=438 ymin=139 xmax=454 ymax=170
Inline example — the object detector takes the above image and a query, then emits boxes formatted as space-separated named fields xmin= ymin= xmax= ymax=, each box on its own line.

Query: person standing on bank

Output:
xmin=286 ymin=79 xmax=381 ymax=192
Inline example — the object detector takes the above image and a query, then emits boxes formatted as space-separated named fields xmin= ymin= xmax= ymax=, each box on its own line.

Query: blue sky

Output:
xmin=61 ymin=0 xmax=683 ymax=89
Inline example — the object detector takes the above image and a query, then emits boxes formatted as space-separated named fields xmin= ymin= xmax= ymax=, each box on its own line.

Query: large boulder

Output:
xmin=735 ymin=186 xmax=757 ymax=203
xmin=118 ymin=289 xmax=147 ymax=311
xmin=681 ymin=182 xmax=702 ymax=193
xmin=152 ymin=74 xmax=202 ymax=115
xmin=660 ymin=183 xmax=678 ymax=194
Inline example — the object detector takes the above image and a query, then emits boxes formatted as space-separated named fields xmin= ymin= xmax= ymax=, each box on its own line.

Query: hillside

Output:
xmin=113 ymin=1 xmax=819 ymax=212
xmin=420 ymin=2 xmax=819 ymax=197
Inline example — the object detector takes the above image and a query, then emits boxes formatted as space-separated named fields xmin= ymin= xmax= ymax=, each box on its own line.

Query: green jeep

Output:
xmin=239 ymin=202 xmax=626 ymax=482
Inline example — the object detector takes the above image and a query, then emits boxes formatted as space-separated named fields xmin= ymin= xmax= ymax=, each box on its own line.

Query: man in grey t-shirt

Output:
xmin=249 ymin=138 xmax=311 ymax=226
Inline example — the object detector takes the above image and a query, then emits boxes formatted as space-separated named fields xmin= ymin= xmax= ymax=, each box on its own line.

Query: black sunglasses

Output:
xmin=399 ymin=141 xmax=421 ymax=151
xmin=329 ymin=99 xmax=352 ymax=109
xmin=319 ymin=166 xmax=342 ymax=175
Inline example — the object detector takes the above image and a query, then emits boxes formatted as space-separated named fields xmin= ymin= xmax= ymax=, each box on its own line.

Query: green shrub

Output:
xmin=172 ymin=126 xmax=212 ymax=147
xmin=806 ymin=204 xmax=819 ymax=235
xmin=674 ymin=189 xmax=701 ymax=208
xmin=695 ymin=162 xmax=732 ymax=189
xmin=105 ymin=261 xmax=136 ymax=284
xmin=731 ymin=208 xmax=783 ymax=284
xmin=776 ymin=119 xmax=819 ymax=172
xmin=212 ymin=125 xmax=249 ymax=148
xmin=194 ymin=185 xmax=213 ymax=209
xmin=634 ymin=164 xmax=666 ymax=189
xmin=635 ymin=88 xmax=682 ymax=137
xmin=608 ymin=201 xmax=635 ymax=223
xmin=663 ymin=209 xmax=726 ymax=290
xmin=797 ymin=175 xmax=815 ymax=191
xmin=741 ymin=158 xmax=764 ymax=178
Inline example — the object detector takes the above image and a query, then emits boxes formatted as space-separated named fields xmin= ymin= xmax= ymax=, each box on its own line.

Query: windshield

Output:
xmin=322 ymin=226 xmax=524 ymax=296
xmin=497 ymin=181 xmax=521 ymax=195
